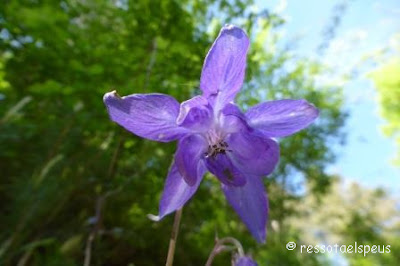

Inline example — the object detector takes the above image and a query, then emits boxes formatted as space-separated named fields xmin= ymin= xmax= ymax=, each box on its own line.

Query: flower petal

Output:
xmin=234 ymin=256 xmax=258 ymax=266
xmin=176 ymin=96 xmax=213 ymax=132
xmin=103 ymin=91 xmax=188 ymax=142
xmin=205 ymin=154 xmax=246 ymax=187
xmin=222 ymin=175 xmax=268 ymax=243
xmin=159 ymin=161 xmax=206 ymax=218
xmin=245 ymin=99 xmax=319 ymax=138
xmin=219 ymin=103 xmax=249 ymax=134
xmin=227 ymin=131 xmax=279 ymax=176
xmin=200 ymin=25 xmax=249 ymax=108
xmin=175 ymin=134 xmax=207 ymax=186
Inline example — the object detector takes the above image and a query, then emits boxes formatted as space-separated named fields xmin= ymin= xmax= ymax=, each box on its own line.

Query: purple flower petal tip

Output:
xmin=221 ymin=24 xmax=248 ymax=39
xmin=103 ymin=91 xmax=187 ymax=142
xmin=200 ymin=25 xmax=249 ymax=109
xmin=234 ymin=256 xmax=258 ymax=266
xmin=222 ymin=176 xmax=268 ymax=243
xmin=103 ymin=90 xmax=119 ymax=101
xmin=246 ymin=99 xmax=319 ymax=138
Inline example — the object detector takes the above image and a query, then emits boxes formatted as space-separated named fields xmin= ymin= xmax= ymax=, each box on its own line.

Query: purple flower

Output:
xmin=103 ymin=25 xmax=318 ymax=243
xmin=234 ymin=256 xmax=258 ymax=266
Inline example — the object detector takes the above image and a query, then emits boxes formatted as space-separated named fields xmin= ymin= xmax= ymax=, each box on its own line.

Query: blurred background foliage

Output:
xmin=370 ymin=49 xmax=400 ymax=166
xmin=0 ymin=0 xmax=398 ymax=265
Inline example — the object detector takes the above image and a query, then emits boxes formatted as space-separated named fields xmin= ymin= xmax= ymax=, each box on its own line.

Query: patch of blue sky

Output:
xmin=254 ymin=0 xmax=400 ymax=192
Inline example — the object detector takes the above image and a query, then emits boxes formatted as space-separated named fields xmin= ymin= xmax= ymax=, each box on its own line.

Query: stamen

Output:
xmin=205 ymin=140 xmax=231 ymax=158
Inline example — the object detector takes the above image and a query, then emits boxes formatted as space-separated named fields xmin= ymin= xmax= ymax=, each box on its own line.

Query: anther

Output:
xmin=205 ymin=141 xmax=230 ymax=158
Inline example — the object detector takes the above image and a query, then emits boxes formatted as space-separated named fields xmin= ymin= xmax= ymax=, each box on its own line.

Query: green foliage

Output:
xmin=290 ymin=177 xmax=400 ymax=266
xmin=370 ymin=57 xmax=400 ymax=165
xmin=1 ymin=0 xmax=347 ymax=265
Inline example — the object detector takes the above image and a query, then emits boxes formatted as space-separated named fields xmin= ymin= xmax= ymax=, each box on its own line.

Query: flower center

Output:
xmin=205 ymin=140 xmax=231 ymax=158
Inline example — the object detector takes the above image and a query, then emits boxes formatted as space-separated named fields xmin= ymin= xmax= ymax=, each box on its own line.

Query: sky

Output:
xmin=256 ymin=0 xmax=400 ymax=193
